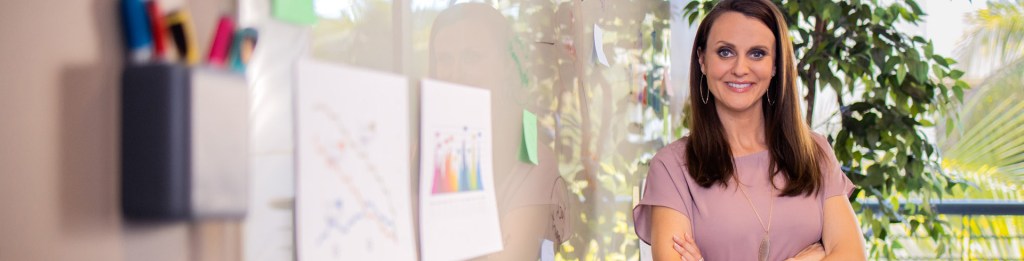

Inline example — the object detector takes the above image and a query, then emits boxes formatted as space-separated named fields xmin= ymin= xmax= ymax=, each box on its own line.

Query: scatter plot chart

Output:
xmin=296 ymin=59 xmax=415 ymax=261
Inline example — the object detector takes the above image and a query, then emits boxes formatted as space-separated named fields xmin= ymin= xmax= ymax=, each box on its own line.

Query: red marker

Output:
xmin=207 ymin=15 xmax=235 ymax=67
xmin=144 ymin=0 xmax=167 ymax=60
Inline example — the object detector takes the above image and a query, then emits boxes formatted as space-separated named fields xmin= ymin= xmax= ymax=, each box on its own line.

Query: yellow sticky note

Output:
xmin=519 ymin=110 xmax=539 ymax=165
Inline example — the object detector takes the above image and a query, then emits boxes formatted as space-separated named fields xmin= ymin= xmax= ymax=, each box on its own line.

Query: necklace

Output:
xmin=735 ymin=175 xmax=775 ymax=261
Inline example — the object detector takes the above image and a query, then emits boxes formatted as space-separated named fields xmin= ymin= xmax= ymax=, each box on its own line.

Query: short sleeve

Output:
xmin=812 ymin=133 xmax=855 ymax=199
xmin=632 ymin=145 xmax=693 ymax=245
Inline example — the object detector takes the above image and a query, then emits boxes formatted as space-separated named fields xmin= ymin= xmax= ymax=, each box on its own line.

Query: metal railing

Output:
xmin=861 ymin=199 xmax=1024 ymax=260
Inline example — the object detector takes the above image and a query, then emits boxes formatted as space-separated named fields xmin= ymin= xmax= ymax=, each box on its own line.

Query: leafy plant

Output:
xmin=945 ymin=0 xmax=1024 ymax=180
xmin=935 ymin=1 xmax=1024 ymax=259
xmin=682 ymin=0 xmax=969 ymax=258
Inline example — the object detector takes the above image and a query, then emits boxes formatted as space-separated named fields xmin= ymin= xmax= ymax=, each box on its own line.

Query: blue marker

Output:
xmin=121 ymin=0 xmax=153 ymax=63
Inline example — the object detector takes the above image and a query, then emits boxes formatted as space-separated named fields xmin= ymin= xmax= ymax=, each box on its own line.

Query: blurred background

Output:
xmin=0 ymin=0 xmax=1021 ymax=260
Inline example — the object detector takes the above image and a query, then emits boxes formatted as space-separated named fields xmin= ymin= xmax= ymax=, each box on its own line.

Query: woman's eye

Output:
xmin=750 ymin=50 xmax=767 ymax=59
xmin=717 ymin=49 xmax=734 ymax=57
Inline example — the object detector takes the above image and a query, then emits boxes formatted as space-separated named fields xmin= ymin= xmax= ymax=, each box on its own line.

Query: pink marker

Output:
xmin=207 ymin=15 xmax=235 ymax=67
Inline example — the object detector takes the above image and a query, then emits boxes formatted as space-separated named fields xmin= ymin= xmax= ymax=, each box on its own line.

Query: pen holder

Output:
xmin=121 ymin=63 xmax=249 ymax=221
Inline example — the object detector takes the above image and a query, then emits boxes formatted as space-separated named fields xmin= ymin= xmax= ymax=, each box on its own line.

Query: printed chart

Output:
xmin=431 ymin=128 xmax=485 ymax=194
xmin=295 ymin=59 xmax=416 ymax=261
xmin=419 ymin=79 xmax=504 ymax=261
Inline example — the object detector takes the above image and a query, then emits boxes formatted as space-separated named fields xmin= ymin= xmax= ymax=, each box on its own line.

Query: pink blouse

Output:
xmin=633 ymin=134 xmax=854 ymax=261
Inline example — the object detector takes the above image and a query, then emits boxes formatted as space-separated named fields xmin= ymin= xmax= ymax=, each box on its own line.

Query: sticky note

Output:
xmin=272 ymin=0 xmax=317 ymax=25
xmin=593 ymin=24 xmax=609 ymax=67
xmin=519 ymin=110 xmax=539 ymax=165
xmin=541 ymin=239 xmax=555 ymax=261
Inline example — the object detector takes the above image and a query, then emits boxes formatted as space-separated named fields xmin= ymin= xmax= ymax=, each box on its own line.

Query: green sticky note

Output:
xmin=272 ymin=0 xmax=318 ymax=25
xmin=519 ymin=110 xmax=539 ymax=165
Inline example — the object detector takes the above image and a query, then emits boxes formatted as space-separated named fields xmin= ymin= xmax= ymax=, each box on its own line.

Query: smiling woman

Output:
xmin=631 ymin=0 xmax=867 ymax=261
xmin=699 ymin=11 xmax=776 ymax=113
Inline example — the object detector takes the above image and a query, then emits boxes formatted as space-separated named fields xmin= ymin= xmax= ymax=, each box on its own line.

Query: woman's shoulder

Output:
xmin=809 ymin=131 xmax=830 ymax=147
xmin=808 ymin=131 xmax=843 ymax=170
xmin=651 ymin=137 xmax=690 ymax=166
xmin=808 ymin=131 xmax=838 ymax=157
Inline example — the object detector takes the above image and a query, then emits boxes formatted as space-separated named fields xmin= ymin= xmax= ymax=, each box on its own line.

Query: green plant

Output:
xmin=682 ymin=0 xmax=968 ymax=258
xmin=945 ymin=0 xmax=1024 ymax=181
xmin=934 ymin=1 xmax=1024 ymax=259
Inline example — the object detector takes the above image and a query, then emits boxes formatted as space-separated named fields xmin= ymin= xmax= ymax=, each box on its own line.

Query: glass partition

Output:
xmin=306 ymin=0 xmax=677 ymax=259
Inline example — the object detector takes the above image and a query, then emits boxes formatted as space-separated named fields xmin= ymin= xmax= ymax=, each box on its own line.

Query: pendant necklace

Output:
xmin=736 ymin=175 xmax=775 ymax=261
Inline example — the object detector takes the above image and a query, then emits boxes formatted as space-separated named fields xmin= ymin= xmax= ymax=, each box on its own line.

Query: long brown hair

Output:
xmin=685 ymin=0 xmax=825 ymax=197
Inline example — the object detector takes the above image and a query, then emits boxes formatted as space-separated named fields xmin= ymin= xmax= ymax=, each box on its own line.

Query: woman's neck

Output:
xmin=716 ymin=102 xmax=767 ymax=156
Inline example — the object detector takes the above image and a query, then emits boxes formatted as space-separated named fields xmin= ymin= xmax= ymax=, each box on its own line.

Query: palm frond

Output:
xmin=956 ymin=59 xmax=1024 ymax=127
xmin=954 ymin=0 xmax=1024 ymax=78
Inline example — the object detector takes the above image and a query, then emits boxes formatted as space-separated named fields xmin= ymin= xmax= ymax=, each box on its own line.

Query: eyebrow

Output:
xmin=712 ymin=41 xmax=771 ymax=51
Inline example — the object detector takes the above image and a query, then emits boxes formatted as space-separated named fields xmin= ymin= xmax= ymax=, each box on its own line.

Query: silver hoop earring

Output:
xmin=766 ymin=87 xmax=775 ymax=106
xmin=699 ymin=75 xmax=708 ymax=105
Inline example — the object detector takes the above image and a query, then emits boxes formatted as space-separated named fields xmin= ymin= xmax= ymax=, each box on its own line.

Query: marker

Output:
xmin=239 ymin=28 xmax=258 ymax=65
xmin=229 ymin=28 xmax=258 ymax=72
xmin=144 ymin=0 xmax=167 ymax=60
xmin=120 ymin=0 xmax=153 ymax=63
xmin=166 ymin=10 xmax=199 ymax=65
xmin=207 ymin=15 xmax=235 ymax=67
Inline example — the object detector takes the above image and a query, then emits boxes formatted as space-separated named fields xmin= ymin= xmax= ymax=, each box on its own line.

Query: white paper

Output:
xmin=541 ymin=239 xmax=555 ymax=261
xmin=594 ymin=24 xmax=610 ymax=67
xmin=295 ymin=59 xmax=416 ymax=261
xmin=243 ymin=18 xmax=308 ymax=261
xmin=419 ymin=79 xmax=504 ymax=261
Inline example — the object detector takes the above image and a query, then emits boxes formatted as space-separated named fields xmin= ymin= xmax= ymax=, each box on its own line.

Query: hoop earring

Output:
xmin=699 ymin=75 xmax=708 ymax=105
xmin=766 ymin=86 xmax=775 ymax=106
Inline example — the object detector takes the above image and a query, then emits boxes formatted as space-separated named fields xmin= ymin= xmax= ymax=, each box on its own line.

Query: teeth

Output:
xmin=727 ymin=82 xmax=752 ymax=89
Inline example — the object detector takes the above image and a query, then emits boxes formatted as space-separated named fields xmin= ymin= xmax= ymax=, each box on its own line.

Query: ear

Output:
xmin=697 ymin=48 xmax=706 ymax=73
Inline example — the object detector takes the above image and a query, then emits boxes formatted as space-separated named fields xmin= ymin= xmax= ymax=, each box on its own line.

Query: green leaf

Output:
xmin=906 ymin=0 xmax=924 ymax=15
xmin=949 ymin=69 xmax=965 ymax=79
xmin=932 ymin=54 xmax=949 ymax=67
xmin=896 ymin=64 xmax=907 ymax=84
xmin=684 ymin=0 xmax=699 ymax=11
xmin=946 ymin=117 xmax=956 ymax=136
xmin=932 ymin=64 xmax=945 ymax=78
xmin=912 ymin=61 xmax=928 ymax=82
xmin=953 ymin=85 xmax=964 ymax=102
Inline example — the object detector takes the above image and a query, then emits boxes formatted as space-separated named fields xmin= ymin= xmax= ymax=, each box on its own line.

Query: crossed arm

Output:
xmin=820 ymin=196 xmax=866 ymax=260
xmin=649 ymin=197 xmax=866 ymax=261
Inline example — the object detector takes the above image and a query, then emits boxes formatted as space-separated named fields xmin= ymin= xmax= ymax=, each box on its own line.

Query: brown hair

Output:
xmin=685 ymin=0 xmax=825 ymax=197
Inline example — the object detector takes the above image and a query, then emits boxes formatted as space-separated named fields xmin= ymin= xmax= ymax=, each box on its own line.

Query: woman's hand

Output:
xmin=785 ymin=242 xmax=825 ymax=261
xmin=672 ymin=233 xmax=703 ymax=261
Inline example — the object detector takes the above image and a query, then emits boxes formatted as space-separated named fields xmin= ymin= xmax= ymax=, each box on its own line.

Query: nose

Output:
xmin=731 ymin=56 xmax=751 ymax=77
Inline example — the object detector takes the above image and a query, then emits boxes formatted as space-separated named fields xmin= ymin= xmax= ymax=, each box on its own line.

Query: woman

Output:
xmin=632 ymin=0 xmax=866 ymax=260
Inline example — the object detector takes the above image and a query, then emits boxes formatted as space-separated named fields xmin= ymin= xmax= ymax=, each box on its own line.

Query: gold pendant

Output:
xmin=758 ymin=234 xmax=770 ymax=261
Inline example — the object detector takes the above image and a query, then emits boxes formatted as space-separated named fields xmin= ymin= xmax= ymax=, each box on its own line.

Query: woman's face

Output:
xmin=431 ymin=20 xmax=505 ymax=89
xmin=700 ymin=11 xmax=776 ymax=113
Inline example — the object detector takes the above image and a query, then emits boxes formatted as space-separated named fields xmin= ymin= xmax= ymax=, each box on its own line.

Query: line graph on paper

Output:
xmin=301 ymin=105 xmax=405 ymax=259
xmin=295 ymin=59 xmax=415 ymax=261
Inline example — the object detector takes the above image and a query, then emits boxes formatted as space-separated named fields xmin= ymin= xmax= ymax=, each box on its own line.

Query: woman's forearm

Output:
xmin=819 ymin=242 xmax=868 ymax=261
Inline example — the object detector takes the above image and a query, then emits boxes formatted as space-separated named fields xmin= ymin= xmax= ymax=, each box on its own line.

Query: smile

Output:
xmin=726 ymin=82 xmax=754 ymax=93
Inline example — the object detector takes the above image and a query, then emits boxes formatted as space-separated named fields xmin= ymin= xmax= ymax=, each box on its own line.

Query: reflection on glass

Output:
xmin=416 ymin=0 xmax=675 ymax=260
xmin=312 ymin=0 xmax=395 ymax=72
xmin=428 ymin=3 xmax=570 ymax=260
xmin=307 ymin=0 xmax=675 ymax=259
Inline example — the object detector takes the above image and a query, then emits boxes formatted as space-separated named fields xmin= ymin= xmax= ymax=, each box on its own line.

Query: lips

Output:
xmin=726 ymin=81 xmax=754 ymax=93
